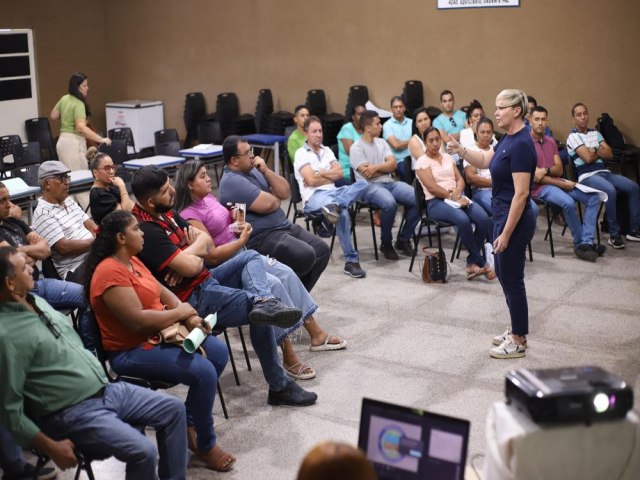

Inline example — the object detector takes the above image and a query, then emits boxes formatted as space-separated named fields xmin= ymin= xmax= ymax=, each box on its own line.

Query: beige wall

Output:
xmin=5 ymin=0 xmax=640 ymax=143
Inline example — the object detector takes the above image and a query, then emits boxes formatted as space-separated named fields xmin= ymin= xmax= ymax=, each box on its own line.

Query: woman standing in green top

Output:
xmin=50 ymin=73 xmax=111 ymax=208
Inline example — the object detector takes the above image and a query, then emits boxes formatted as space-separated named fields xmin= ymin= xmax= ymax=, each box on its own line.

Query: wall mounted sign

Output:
xmin=437 ymin=0 xmax=520 ymax=9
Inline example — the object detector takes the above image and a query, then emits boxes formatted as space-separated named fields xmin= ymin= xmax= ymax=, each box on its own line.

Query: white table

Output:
xmin=484 ymin=402 xmax=640 ymax=480
xmin=4 ymin=177 xmax=41 ymax=222
xmin=179 ymin=144 xmax=224 ymax=183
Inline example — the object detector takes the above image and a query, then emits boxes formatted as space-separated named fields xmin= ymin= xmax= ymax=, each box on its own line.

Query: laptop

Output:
xmin=358 ymin=398 xmax=470 ymax=480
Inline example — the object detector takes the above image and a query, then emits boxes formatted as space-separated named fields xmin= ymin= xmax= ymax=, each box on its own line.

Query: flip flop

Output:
xmin=482 ymin=266 xmax=497 ymax=280
xmin=466 ymin=266 xmax=484 ymax=280
xmin=309 ymin=333 xmax=348 ymax=352
xmin=196 ymin=446 xmax=237 ymax=472
xmin=285 ymin=361 xmax=316 ymax=380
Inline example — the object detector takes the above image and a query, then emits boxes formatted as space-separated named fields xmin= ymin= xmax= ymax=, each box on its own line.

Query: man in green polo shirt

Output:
xmin=0 ymin=247 xmax=188 ymax=479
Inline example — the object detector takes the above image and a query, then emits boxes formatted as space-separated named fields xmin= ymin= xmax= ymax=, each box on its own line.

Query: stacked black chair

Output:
xmin=0 ymin=134 xmax=22 ymax=178
xmin=197 ymin=121 xmax=222 ymax=144
xmin=402 ymin=80 xmax=424 ymax=118
xmin=154 ymin=129 xmax=179 ymax=145
xmin=10 ymin=141 xmax=41 ymax=183
xmin=306 ymin=89 xmax=343 ymax=146
xmin=25 ymin=117 xmax=57 ymax=160
xmin=108 ymin=127 xmax=137 ymax=160
xmin=255 ymin=89 xmax=294 ymax=135
xmin=345 ymin=85 xmax=370 ymax=120
xmin=183 ymin=92 xmax=211 ymax=148
xmin=215 ymin=92 xmax=256 ymax=139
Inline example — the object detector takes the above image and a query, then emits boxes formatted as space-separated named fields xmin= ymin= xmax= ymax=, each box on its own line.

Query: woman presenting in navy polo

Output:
xmin=448 ymin=89 xmax=536 ymax=359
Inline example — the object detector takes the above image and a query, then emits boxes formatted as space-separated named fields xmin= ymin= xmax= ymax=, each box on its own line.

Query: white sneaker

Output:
xmin=492 ymin=328 xmax=527 ymax=348
xmin=490 ymin=337 xmax=526 ymax=359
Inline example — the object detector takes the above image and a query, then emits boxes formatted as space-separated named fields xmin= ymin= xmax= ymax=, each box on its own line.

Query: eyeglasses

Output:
xmin=496 ymin=105 xmax=515 ymax=111
xmin=38 ymin=311 xmax=61 ymax=339
xmin=48 ymin=174 xmax=71 ymax=183
xmin=100 ymin=165 xmax=116 ymax=172
xmin=449 ymin=117 xmax=458 ymax=128
xmin=234 ymin=148 xmax=254 ymax=158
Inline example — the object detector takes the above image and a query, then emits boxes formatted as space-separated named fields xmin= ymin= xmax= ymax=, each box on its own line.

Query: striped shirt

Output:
xmin=32 ymin=197 xmax=92 ymax=279
xmin=566 ymin=128 xmax=609 ymax=180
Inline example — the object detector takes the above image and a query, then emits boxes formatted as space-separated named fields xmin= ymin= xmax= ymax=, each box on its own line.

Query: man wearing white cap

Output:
xmin=32 ymin=161 xmax=97 ymax=282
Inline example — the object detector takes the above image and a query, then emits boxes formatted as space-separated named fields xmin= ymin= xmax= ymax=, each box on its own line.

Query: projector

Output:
xmin=505 ymin=366 xmax=633 ymax=425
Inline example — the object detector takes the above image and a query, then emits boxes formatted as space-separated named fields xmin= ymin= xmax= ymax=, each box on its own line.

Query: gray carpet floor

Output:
xmin=28 ymin=202 xmax=640 ymax=479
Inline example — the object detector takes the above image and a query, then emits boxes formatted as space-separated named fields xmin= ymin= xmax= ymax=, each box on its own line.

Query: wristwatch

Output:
xmin=314 ymin=170 xmax=320 ymax=176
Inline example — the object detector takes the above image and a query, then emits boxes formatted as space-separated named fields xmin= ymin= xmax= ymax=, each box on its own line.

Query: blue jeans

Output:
xmin=536 ymin=185 xmax=601 ymax=246
xmin=110 ymin=335 xmax=228 ymax=454
xmin=210 ymin=249 xmax=275 ymax=302
xmin=581 ymin=171 xmax=640 ymax=235
xmin=492 ymin=199 xmax=537 ymax=336
xmin=427 ymin=198 xmax=490 ymax=267
xmin=363 ymin=181 xmax=420 ymax=245
xmin=187 ymin=277 xmax=290 ymax=392
xmin=0 ymin=424 xmax=24 ymax=474
xmin=37 ymin=382 xmax=187 ymax=480
xmin=264 ymin=257 xmax=317 ymax=344
xmin=472 ymin=189 xmax=492 ymax=217
xmin=304 ymin=181 xmax=369 ymax=262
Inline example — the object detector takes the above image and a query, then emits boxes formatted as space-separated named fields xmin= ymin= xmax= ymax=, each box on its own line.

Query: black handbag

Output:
xmin=421 ymin=247 xmax=447 ymax=283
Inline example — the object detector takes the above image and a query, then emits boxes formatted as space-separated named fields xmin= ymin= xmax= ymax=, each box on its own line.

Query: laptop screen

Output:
xmin=358 ymin=398 xmax=470 ymax=480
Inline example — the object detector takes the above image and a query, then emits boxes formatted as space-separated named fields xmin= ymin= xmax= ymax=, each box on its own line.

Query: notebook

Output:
xmin=358 ymin=398 xmax=470 ymax=480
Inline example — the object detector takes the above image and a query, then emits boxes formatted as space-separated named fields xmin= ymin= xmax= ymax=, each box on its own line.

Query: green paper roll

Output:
xmin=183 ymin=328 xmax=205 ymax=354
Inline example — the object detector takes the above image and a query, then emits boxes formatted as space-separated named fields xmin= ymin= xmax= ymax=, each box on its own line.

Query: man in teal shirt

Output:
xmin=433 ymin=89 xmax=467 ymax=143
xmin=0 ymin=247 xmax=188 ymax=479
xmin=382 ymin=96 xmax=412 ymax=178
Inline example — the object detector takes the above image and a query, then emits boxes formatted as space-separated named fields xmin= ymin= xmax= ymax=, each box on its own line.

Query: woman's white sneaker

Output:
xmin=490 ymin=337 xmax=526 ymax=359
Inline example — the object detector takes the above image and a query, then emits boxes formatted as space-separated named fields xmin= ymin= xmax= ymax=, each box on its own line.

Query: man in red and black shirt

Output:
xmin=131 ymin=167 xmax=317 ymax=407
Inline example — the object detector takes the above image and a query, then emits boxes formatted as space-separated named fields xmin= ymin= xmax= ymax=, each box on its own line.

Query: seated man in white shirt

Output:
xmin=350 ymin=110 xmax=419 ymax=260
xmin=32 ymin=161 xmax=96 ymax=283
xmin=293 ymin=116 xmax=369 ymax=278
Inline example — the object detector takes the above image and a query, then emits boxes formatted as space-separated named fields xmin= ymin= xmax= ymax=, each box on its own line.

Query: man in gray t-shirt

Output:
xmin=350 ymin=111 xmax=420 ymax=260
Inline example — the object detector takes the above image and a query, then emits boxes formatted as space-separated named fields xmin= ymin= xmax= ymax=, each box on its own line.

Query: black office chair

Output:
xmin=154 ymin=128 xmax=180 ymax=145
xmin=25 ymin=117 xmax=57 ymax=160
xmin=154 ymin=141 xmax=181 ymax=157
xmin=0 ymin=134 xmax=22 ymax=178
xmin=409 ymin=179 xmax=461 ymax=273
xmin=10 ymin=141 xmax=41 ymax=184
xmin=183 ymin=92 xmax=212 ymax=148
xmin=108 ymin=127 xmax=138 ymax=159
xmin=99 ymin=140 xmax=131 ymax=184
xmin=215 ymin=92 xmax=256 ymax=138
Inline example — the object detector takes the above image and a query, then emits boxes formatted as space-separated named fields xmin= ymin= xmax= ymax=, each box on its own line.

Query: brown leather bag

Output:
xmin=148 ymin=322 xmax=207 ymax=357
xmin=421 ymin=247 xmax=448 ymax=283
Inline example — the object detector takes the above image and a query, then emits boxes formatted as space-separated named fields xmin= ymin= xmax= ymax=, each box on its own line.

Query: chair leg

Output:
xmin=409 ymin=225 xmax=424 ymax=272
xmin=368 ymin=208 xmax=378 ymax=260
xmin=223 ymin=330 xmax=240 ymax=386
xmin=217 ymin=381 xmax=229 ymax=419
xmin=528 ymin=241 xmax=533 ymax=262
xmin=596 ymin=203 xmax=603 ymax=244
xmin=545 ymin=205 xmax=555 ymax=257
xmin=237 ymin=326 xmax=252 ymax=371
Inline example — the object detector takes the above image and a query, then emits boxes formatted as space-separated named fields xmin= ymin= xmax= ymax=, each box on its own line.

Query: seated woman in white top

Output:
xmin=459 ymin=100 xmax=497 ymax=150
xmin=407 ymin=107 xmax=432 ymax=171
xmin=415 ymin=127 xmax=495 ymax=280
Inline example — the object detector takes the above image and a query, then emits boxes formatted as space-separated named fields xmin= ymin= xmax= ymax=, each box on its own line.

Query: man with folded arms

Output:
xmin=293 ymin=116 xmax=369 ymax=278
xmin=567 ymin=102 xmax=640 ymax=249
xmin=382 ymin=96 xmax=412 ymax=178
xmin=0 ymin=181 xmax=89 ymax=320
xmin=350 ymin=110 xmax=419 ymax=260
xmin=32 ymin=161 xmax=96 ymax=283
xmin=131 ymin=166 xmax=317 ymax=406
xmin=0 ymin=246 xmax=187 ymax=479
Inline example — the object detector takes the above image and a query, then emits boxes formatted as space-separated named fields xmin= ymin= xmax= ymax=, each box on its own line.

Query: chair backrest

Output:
xmin=216 ymin=92 xmax=240 ymax=118
xmin=402 ymin=156 xmax=415 ymax=185
xmin=596 ymin=113 xmax=626 ymax=150
xmin=306 ymin=89 xmax=328 ymax=116
xmin=12 ymin=141 xmax=41 ymax=167
xmin=413 ymin=178 xmax=426 ymax=216
xmin=197 ymin=121 xmax=222 ymax=144
xmin=0 ymin=135 xmax=23 ymax=171
xmin=108 ymin=128 xmax=136 ymax=152
xmin=402 ymin=80 xmax=424 ymax=116
xmin=288 ymin=173 xmax=303 ymax=206
xmin=349 ymin=85 xmax=369 ymax=107
xmin=154 ymin=129 xmax=179 ymax=145
xmin=184 ymin=92 xmax=207 ymax=147
xmin=24 ymin=117 xmax=57 ymax=160
xmin=255 ymin=89 xmax=274 ymax=133
xmin=99 ymin=140 xmax=128 ymax=166
xmin=426 ymin=106 xmax=442 ymax=121
xmin=41 ymin=256 xmax=61 ymax=280
xmin=154 ymin=141 xmax=181 ymax=157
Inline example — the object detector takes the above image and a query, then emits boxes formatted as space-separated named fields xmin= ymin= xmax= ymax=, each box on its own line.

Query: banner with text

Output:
xmin=437 ymin=0 xmax=520 ymax=9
